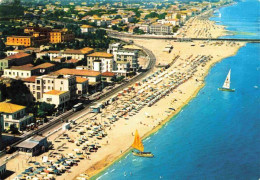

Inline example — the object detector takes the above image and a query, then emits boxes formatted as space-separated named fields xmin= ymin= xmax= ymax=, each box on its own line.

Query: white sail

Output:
xmin=222 ymin=69 xmax=231 ymax=89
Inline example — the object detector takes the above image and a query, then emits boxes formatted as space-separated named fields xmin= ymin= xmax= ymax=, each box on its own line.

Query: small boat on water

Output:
xmin=131 ymin=130 xmax=154 ymax=158
xmin=218 ymin=69 xmax=235 ymax=92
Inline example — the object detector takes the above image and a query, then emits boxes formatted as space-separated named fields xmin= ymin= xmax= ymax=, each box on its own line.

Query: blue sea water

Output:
xmin=94 ymin=0 xmax=260 ymax=179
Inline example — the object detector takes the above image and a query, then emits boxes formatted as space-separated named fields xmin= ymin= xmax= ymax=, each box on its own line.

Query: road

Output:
xmin=107 ymin=31 xmax=260 ymax=43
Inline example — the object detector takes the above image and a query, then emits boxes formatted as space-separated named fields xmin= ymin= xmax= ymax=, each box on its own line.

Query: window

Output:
xmin=5 ymin=122 xmax=8 ymax=127
xmin=37 ymin=80 xmax=40 ymax=84
xmin=6 ymin=115 xmax=9 ymax=118
xmin=37 ymin=86 xmax=40 ymax=90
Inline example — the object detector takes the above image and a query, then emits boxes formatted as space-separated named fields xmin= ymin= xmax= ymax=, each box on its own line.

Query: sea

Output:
xmin=94 ymin=0 xmax=260 ymax=179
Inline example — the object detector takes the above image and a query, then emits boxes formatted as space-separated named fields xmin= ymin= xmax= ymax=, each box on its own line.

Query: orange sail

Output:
xmin=131 ymin=130 xmax=144 ymax=152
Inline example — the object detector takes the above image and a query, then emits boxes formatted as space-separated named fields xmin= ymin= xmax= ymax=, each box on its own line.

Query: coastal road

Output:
xmin=107 ymin=31 xmax=260 ymax=43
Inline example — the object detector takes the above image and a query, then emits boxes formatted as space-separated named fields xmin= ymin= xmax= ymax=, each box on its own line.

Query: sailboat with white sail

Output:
xmin=218 ymin=69 xmax=235 ymax=92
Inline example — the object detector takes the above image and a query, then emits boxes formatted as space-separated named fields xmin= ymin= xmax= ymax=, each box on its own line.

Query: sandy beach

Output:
xmin=6 ymin=13 xmax=245 ymax=180
xmin=177 ymin=9 xmax=227 ymax=38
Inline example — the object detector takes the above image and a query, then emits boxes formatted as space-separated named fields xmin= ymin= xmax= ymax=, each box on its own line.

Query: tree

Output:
xmin=9 ymin=124 xmax=19 ymax=134
xmin=37 ymin=102 xmax=56 ymax=118
xmin=0 ymin=39 xmax=5 ymax=51
xmin=7 ymin=80 xmax=34 ymax=106
xmin=0 ymin=83 xmax=7 ymax=102
xmin=176 ymin=14 xmax=181 ymax=19
xmin=133 ymin=27 xmax=144 ymax=34
xmin=173 ymin=26 xmax=179 ymax=33
xmin=145 ymin=12 xmax=159 ymax=19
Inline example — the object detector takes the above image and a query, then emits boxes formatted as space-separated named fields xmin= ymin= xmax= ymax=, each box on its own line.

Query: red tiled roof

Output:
xmin=101 ymin=72 xmax=115 ymax=77
xmin=10 ymin=64 xmax=34 ymax=70
xmin=76 ymin=77 xmax=88 ymax=83
xmin=65 ymin=59 xmax=80 ymax=64
xmin=52 ymin=68 xmax=101 ymax=77
xmin=22 ymin=76 xmax=38 ymax=82
xmin=7 ymin=52 xmax=31 ymax=59
xmin=32 ymin=63 xmax=55 ymax=69
xmin=87 ymin=52 xmax=113 ymax=58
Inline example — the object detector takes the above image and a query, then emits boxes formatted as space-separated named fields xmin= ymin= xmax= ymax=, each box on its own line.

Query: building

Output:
xmin=107 ymin=43 xmax=122 ymax=54
xmin=80 ymin=25 xmax=95 ymax=33
xmin=113 ymin=61 xmax=130 ymax=76
xmin=42 ymin=90 xmax=70 ymax=108
xmin=3 ymin=63 xmax=55 ymax=79
xmin=87 ymin=52 xmax=114 ymax=72
xmin=52 ymin=68 xmax=101 ymax=93
xmin=24 ymin=27 xmax=52 ymax=38
xmin=49 ymin=29 xmax=75 ymax=43
xmin=15 ymin=136 xmax=48 ymax=156
xmin=0 ymin=102 xmax=33 ymax=131
xmin=101 ymin=72 xmax=116 ymax=83
xmin=157 ymin=19 xmax=180 ymax=26
xmin=23 ymin=74 xmax=77 ymax=101
xmin=150 ymin=23 xmax=173 ymax=35
xmin=0 ymin=52 xmax=34 ymax=71
xmin=113 ymin=49 xmax=139 ymax=72
xmin=76 ymin=77 xmax=89 ymax=96
xmin=36 ymin=47 xmax=94 ymax=61
xmin=3 ymin=64 xmax=34 ymax=79
xmin=6 ymin=36 xmax=48 ymax=47
xmin=52 ymin=68 xmax=101 ymax=83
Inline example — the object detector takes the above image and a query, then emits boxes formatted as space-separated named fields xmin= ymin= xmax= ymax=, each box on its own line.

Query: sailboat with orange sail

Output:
xmin=131 ymin=130 xmax=154 ymax=158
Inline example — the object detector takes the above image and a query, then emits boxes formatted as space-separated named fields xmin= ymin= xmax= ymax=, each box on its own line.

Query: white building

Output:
xmin=36 ymin=47 xmax=94 ymax=61
xmin=80 ymin=25 xmax=95 ymax=33
xmin=112 ymin=61 xmax=130 ymax=76
xmin=0 ymin=102 xmax=33 ymax=131
xmin=42 ymin=90 xmax=70 ymax=108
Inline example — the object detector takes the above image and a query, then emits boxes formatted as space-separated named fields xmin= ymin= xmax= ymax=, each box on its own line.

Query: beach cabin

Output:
xmin=90 ymin=105 xmax=100 ymax=113
xmin=15 ymin=136 xmax=48 ymax=156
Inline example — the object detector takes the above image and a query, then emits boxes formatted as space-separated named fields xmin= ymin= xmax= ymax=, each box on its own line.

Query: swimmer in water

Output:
xmin=124 ymin=172 xmax=127 ymax=176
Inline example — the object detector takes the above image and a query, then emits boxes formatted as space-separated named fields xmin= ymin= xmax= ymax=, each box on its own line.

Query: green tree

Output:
xmin=7 ymin=80 xmax=34 ymax=106
xmin=0 ymin=83 xmax=7 ymax=102
xmin=37 ymin=102 xmax=56 ymax=118
xmin=9 ymin=124 xmax=19 ymax=134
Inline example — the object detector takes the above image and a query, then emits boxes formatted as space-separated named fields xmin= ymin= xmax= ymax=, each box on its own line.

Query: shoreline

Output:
xmin=88 ymin=40 xmax=245 ymax=180
xmin=85 ymin=3 xmax=246 ymax=178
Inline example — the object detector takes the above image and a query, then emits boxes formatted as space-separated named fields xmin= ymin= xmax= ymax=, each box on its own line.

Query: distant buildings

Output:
xmin=80 ymin=25 xmax=95 ymax=33
xmin=5 ymin=28 xmax=75 ymax=47
xmin=49 ymin=29 xmax=75 ymax=44
xmin=6 ymin=36 xmax=49 ymax=47
xmin=150 ymin=23 xmax=174 ymax=35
